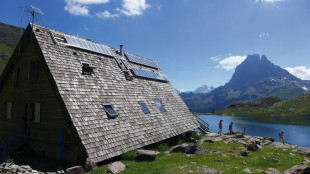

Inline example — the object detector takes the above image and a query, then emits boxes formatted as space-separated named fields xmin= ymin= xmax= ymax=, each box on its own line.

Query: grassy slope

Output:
xmin=218 ymin=94 xmax=310 ymax=117
xmin=0 ymin=43 xmax=14 ymax=73
xmin=91 ymin=141 xmax=304 ymax=174
xmin=0 ymin=22 xmax=22 ymax=74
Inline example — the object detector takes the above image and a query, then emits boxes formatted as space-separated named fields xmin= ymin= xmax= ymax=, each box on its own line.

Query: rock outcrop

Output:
xmin=136 ymin=150 xmax=159 ymax=161
xmin=107 ymin=161 xmax=126 ymax=174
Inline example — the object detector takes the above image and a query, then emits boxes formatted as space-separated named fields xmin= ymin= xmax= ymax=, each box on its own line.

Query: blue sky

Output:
xmin=1 ymin=0 xmax=310 ymax=91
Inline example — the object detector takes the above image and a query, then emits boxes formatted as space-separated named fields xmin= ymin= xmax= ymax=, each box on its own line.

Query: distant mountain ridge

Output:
xmin=193 ymin=85 xmax=214 ymax=94
xmin=181 ymin=54 xmax=310 ymax=113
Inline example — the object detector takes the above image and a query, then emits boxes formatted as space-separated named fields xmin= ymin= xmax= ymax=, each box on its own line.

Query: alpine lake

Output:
xmin=199 ymin=115 xmax=310 ymax=147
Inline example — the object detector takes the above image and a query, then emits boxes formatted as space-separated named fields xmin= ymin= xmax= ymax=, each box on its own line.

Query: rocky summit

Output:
xmin=181 ymin=54 xmax=310 ymax=112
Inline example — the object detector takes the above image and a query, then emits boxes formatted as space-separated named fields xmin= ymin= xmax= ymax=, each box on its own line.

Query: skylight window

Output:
xmin=154 ymin=100 xmax=166 ymax=113
xmin=138 ymin=101 xmax=150 ymax=114
xmin=102 ymin=104 xmax=118 ymax=119
xmin=82 ymin=63 xmax=94 ymax=75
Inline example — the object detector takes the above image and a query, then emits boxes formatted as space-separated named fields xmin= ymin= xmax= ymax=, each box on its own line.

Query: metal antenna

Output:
xmin=24 ymin=5 xmax=43 ymax=42
xmin=24 ymin=6 xmax=43 ymax=27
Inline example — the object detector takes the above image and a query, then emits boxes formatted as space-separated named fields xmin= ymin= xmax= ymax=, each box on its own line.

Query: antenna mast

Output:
xmin=24 ymin=5 xmax=43 ymax=42
xmin=24 ymin=6 xmax=43 ymax=28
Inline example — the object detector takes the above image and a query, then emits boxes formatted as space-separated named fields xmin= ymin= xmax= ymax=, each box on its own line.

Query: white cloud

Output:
xmin=118 ymin=0 xmax=150 ymax=17
xmin=64 ymin=0 xmax=110 ymax=16
xmin=218 ymin=56 xmax=247 ymax=71
xmin=64 ymin=0 xmax=151 ymax=18
xmin=210 ymin=56 xmax=220 ymax=62
xmin=65 ymin=0 xmax=109 ymax=5
xmin=256 ymin=0 xmax=284 ymax=4
xmin=96 ymin=10 xmax=120 ymax=19
xmin=285 ymin=66 xmax=310 ymax=80
xmin=64 ymin=2 xmax=90 ymax=16
xmin=259 ymin=32 xmax=269 ymax=38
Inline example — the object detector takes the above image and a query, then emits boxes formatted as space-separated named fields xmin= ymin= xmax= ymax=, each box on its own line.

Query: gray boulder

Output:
xmin=84 ymin=158 xmax=98 ymax=172
xmin=296 ymin=147 xmax=310 ymax=156
xmin=265 ymin=168 xmax=281 ymax=174
xmin=66 ymin=166 xmax=84 ymax=174
xmin=283 ymin=165 xmax=310 ymax=174
xmin=136 ymin=149 xmax=159 ymax=161
xmin=166 ymin=143 xmax=188 ymax=153
xmin=197 ymin=167 xmax=222 ymax=174
xmin=107 ymin=161 xmax=126 ymax=174
xmin=264 ymin=137 xmax=275 ymax=142
xmin=185 ymin=145 xmax=205 ymax=155
xmin=269 ymin=142 xmax=292 ymax=149
xmin=243 ymin=168 xmax=252 ymax=173
xmin=240 ymin=151 xmax=250 ymax=157
xmin=247 ymin=144 xmax=260 ymax=151
xmin=235 ymin=134 xmax=245 ymax=138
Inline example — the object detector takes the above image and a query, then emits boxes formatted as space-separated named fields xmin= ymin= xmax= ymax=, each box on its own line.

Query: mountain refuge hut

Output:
xmin=0 ymin=24 xmax=198 ymax=164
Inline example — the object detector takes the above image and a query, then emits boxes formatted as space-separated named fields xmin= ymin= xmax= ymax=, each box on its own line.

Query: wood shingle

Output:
xmin=0 ymin=24 xmax=198 ymax=163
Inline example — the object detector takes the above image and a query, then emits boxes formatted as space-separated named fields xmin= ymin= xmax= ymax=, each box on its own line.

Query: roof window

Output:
xmin=138 ymin=101 xmax=150 ymax=114
xmin=102 ymin=104 xmax=118 ymax=119
xmin=154 ymin=100 xmax=166 ymax=113
xmin=82 ymin=63 xmax=94 ymax=75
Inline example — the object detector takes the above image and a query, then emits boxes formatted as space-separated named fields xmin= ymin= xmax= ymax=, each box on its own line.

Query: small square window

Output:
xmin=154 ymin=100 xmax=166 ymax=113
xmin=138 ymin=101 xmax=150 ymax=114
xmin=102 ymin=104 xmax=118 ymax=119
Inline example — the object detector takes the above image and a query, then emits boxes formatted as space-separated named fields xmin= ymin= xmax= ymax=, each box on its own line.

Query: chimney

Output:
xmin=119 ymin=45 xmax=123 ymax=56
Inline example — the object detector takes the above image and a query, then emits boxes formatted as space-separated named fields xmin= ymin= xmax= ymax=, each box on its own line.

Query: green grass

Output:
xmin=91 ymin=141 xmax=305 ymax=174
xmin=0 ymin=43 xmax=15 ymax=74
xmin=218 ymin=94 xmax=310 ymax=117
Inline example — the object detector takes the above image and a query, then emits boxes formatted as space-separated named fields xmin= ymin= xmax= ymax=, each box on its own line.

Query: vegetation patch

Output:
xmin=217 ymin=94 xmax=310 ymax=117
xmin=91 ymin=133 xmax=306 ymax=174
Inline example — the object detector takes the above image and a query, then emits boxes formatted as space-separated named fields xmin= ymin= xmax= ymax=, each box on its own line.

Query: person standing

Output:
xmin=229 ymin=122 xmax=234 ymax=135
xmin=279 ymin=130 xmax=285 ymax=143
xmin=218 ymin=120 xmax=223 ymax=136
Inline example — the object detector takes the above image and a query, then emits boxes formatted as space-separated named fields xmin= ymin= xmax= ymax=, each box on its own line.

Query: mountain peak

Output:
xmin=193 ymin=85 xmax=214 ymax=94
xmin=226 ymin=54 xmax=300 ymax=89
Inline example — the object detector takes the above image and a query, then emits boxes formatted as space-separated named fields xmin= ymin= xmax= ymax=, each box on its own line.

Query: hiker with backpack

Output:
xmin=229 ymin=122 xmax=234 ymax=135
xmin=279 ymin=130 xmax=285 ymax=143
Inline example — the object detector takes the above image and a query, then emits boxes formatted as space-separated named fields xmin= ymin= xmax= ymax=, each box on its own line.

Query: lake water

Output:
xmin=199 ymin=115 xmax=310 ymax=147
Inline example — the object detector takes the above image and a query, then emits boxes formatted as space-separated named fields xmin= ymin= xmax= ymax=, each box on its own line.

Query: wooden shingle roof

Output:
xmin=32 ymin=24 xmax=198 ymax=162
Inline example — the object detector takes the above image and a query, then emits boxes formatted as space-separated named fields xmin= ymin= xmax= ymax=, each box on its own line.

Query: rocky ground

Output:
xmin=1 ymin=133 xmax=310 ymax=174
xmin=200 ymin=133 xmax=310 ymax=174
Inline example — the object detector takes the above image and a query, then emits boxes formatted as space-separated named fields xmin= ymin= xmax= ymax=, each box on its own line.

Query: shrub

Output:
xmin=155 ymin=142 xmax=169 ymax=152
xmin=121 ymin=150 xmax=136 ymax=160
xmin=185 ymin=131 xmax=202 ymax=142
xmin=5 ymin=158 xmax=15 ymax=164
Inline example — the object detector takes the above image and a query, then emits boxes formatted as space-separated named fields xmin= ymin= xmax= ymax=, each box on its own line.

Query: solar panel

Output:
xmin=125 ymin=53 xmax=159 ymax=69
xmin=64 ymin=35 xmax=115 ymax=57
xmin=131 ymin=68 xmax=168 ymax=82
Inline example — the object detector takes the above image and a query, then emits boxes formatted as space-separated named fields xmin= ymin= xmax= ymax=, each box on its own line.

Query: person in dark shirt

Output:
xmin=218 ymin=120 xmax=223 ymax=136
xmin=229 ymin=122 xmax=234 ymax=135
xmin=279 ymin=130 xmax=285 ymax=143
